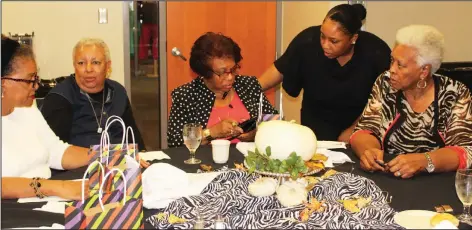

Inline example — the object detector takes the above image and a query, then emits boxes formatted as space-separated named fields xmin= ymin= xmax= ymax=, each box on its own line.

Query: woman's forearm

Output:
xmin=1 ymin=177 xmax=62 ymax=199
xmin=258 ymin=64 xmax=283 ymax=91
xmin=429 ymin=148 xmax=460 ymax=172
xmin=350 ymin=132 xmax=382 ymax=159
xmin=61 ymin=146 xmax=89 ymax=170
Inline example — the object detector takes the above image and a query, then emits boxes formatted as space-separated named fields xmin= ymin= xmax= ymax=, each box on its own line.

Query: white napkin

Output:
xmin=433 ymin=220 xmax=458 ymax=229
xmin=317 ymin=148 xmax=354 ymax=167
xmin=317 ymin=141 xmax=347 ymax=149
xmin=139 ymin=151 xmax=171 ymax=161
xmin=236 ymin=142 xmax=256 ymax=156
xmin=142 ymin=163 xmax=221 ymax=209
xmin=11 ymin=223 xmax=65 ymax=229
xmin=32 ymin=201 xmax=66 ymax=214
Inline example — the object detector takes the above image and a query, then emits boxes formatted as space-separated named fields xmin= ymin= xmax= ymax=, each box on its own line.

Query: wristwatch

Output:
xmin=203 ymin=128 xmax=213 ymax=141
xmin=424 ymin=152 xmax=435 ymax=173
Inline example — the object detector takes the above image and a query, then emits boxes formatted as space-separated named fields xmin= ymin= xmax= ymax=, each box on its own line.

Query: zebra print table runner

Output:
xmin=147 ymin=170 xmax=402 ymax=229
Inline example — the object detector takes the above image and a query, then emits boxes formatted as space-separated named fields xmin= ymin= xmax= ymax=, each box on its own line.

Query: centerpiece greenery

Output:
xmin=245 ymin=146 xmax=308 ymax=180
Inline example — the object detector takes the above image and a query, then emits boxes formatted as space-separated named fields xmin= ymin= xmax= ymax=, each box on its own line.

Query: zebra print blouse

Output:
xmin=351 ymin=71 xmax=472 ymax=169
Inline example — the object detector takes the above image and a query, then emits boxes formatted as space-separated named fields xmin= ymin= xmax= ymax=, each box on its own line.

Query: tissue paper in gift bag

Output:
xmin=65 ymin=168 xmax=144 ymax=229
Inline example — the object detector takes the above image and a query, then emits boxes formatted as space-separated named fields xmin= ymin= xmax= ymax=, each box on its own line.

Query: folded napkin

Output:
xmin=11 ymin=223 xmax=64 ymax=229
xmin=33 ymin=201 xmax=66 ymax=214
xmin=139 ymin=151 xmax=171 ymax=161
xmin=142 ymin=163 xmax=221 ymax=209
xmin=236 ymin=142 xmax=256 ymax=157
xmin=317 ymin=141 xmax=347 ymax=149
xmin=317 ymin=148 xmax=354 ymax=167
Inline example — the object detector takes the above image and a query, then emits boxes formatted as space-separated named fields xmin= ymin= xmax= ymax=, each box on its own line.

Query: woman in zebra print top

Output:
xmin=350 ymin=25 xmax=472 ymax=179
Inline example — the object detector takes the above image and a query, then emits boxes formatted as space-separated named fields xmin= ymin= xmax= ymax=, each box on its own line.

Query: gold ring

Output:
xmin=231 ymin=121 xmax=238 ymax=127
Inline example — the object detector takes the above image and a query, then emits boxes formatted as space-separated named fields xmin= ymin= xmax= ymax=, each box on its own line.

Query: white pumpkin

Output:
xmin=276 ymin=180 xmax=308 ymax=207
xmin=248 ymin=177 xmax=278 ymax=197
xmin=255 ymin=120 xmax=317 ymax=161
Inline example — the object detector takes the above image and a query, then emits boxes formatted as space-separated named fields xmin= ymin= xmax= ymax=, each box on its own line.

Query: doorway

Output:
xmin=128 ymin=0 xmax=161 ymax=151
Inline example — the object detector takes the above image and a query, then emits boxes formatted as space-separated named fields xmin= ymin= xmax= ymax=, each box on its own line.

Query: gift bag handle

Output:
xmin=81 ymin=160 xmax=105 ymax=203
xmin=125 ymin=126 xmax=137 ymax=159
xmin=98 ymin=168 xmax=127 ymax=211
xmin=102 ymin=115 xmax=126 ymax=146
xmin=99 ymin=131 xmax=111 ymax=162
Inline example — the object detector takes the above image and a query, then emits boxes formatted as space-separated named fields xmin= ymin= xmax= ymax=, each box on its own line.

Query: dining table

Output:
xmin=1 ymin=145 xmax=471 ymax=229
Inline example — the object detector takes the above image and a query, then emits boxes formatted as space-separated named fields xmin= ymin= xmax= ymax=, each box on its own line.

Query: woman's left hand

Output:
xmin=386 ymin=153 xmax=427 ymax=179
xmin=237 ymin=129 xmax=257 ymax=142
xmin=140 ymin=159 xmax=151 ymax=168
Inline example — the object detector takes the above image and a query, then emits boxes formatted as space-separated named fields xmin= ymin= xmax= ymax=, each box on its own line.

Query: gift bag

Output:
xmin=65 ymin=168 xmax=144 ymax=229
xmin=87 ymin=116 xmax=141 ymax=193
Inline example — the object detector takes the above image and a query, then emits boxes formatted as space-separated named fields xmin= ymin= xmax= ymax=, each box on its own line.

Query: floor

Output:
xmin=130 ymin=58 xmax=161 ymax=151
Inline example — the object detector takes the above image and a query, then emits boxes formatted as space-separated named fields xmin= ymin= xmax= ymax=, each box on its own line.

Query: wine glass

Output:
xmin=455 ymin=169 xmax=472 ymax=223
xmin=183 ymin=123 xmax=202 ymax=164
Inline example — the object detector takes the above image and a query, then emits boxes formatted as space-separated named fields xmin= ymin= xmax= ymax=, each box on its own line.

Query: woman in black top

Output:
xmin=259 ymin=4 xmax=391 ymax=142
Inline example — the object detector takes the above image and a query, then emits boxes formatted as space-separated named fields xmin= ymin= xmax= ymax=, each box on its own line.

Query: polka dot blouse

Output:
xmin=167 ymin=75 xmax=279 ymax=148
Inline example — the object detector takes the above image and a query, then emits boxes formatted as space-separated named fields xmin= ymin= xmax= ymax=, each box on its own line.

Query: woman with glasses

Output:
xmin=167 ymin=32 xmax=278 ymax=147
xmin=258 ymin=4 xmax=391 ymax=143
xmin=1 ymin=36 xmax=91 ymax=200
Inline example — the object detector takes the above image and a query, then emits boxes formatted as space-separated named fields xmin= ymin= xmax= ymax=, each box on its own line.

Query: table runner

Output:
xmin=147 ymin=169 xmax=402 ymax=229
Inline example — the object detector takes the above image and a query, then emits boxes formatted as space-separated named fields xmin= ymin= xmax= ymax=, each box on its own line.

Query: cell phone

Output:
xmin=238 ymin=118 xmax=257 ymax=133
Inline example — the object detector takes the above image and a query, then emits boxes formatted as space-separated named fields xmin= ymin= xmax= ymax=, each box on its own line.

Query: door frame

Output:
xmin=156 ymin=1 xmax=282 ymax=149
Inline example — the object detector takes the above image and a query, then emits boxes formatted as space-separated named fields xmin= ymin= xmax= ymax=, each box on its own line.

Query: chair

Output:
xmin=436 ymin=62 xmax=472 ymax=91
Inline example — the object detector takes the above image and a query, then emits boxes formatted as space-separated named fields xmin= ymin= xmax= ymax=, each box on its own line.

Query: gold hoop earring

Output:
xmin=417 ymin=79 xmax=427 ymax=89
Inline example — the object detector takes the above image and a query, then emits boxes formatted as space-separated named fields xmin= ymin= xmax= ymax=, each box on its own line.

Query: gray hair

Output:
xmin=395 ymin=24 xmax=445 ymax=74
xmin=72 ymin=38 xmax=111 ymax=62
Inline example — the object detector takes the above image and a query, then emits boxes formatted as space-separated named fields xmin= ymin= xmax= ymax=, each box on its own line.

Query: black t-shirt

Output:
xmin=275 ymin=25 xmax=391 ymax=141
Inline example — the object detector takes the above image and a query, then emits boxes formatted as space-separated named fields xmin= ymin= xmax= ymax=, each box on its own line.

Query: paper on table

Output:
xmin=139 ymin=151 xmax=171 ymax=161
xmin=317 ymin=148 xmax=354 ymax=167
xmin=236 ymin=142 xmax=256 ymax=157
xmin=17 ymin=179 xmax=87 ymax=203
xmin=11 ymin=223 xmax=65 ymax=229
xmin=317 ymin=141 xmax=347 ymax=149
xmin=33 ymin=201 xmax=66 ymax=214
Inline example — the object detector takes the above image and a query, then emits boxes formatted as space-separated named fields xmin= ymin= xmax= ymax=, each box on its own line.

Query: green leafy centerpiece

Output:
xmin=246 ymin=146 xmax=308 ymax=180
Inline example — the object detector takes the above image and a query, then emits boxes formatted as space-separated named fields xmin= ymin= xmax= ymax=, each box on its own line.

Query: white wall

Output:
xmin=2 ymin=1 xmax=127 ymax=86
xmin=365 ymin=1 xmax=472 ymax=62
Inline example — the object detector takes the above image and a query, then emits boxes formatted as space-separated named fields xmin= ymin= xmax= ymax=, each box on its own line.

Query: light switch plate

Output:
xmin=98 ymin=8 xmax=108 ymax=24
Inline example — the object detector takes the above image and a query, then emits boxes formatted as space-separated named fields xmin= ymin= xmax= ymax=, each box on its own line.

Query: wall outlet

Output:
xmin=98 ymin=8 xmax=108 ymax=24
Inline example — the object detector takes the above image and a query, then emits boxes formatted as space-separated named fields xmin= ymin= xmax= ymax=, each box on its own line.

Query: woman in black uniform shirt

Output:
xmin=259 ymin=4 xmax=391 ymax=142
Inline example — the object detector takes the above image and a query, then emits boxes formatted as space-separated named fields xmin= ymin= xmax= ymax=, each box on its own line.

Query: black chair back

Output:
xmin=436 ymin=62 xmax=472 ymax=91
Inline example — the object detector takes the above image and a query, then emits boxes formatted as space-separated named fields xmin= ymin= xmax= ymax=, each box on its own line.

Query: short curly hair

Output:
xmin=395 ymin=25 xmax=445 ymax=74
xmin=189 ymin=32 xmax=242 ymax=78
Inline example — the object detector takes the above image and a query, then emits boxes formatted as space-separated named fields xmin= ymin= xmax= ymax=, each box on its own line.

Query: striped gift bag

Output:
xmin=87 ymin=116 xmax=143 ymax=198
xmin=65 ymin=168 xmax=144 ymax=229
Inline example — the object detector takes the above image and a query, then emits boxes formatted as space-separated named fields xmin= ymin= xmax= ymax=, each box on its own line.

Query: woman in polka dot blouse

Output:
xmin=167 ymin=32 xmax=278 ymax=148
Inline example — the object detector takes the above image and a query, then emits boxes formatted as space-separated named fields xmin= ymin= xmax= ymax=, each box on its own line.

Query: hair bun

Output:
xmin=351 ymin=4 xmax=367 ymax=21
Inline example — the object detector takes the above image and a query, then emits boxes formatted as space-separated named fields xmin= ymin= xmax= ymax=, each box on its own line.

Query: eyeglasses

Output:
xmin=212 ymin=64 xmax=240 ymax=78
xmin=2 ymin=73 xmax=40 ymax=89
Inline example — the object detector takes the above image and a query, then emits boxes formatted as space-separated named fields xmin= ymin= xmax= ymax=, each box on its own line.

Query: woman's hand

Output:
xmin=237 ymin=129 xmax=257 ymax=142
xmin=140 ymin=159 xmax=151 ymax=168
xmin=359 ymin=148 xmax=385 ymax=172
xmin=387 ymin=153 xmax=427 ymax=179
xmin=210 ymin=119 xmax=243 ymax=138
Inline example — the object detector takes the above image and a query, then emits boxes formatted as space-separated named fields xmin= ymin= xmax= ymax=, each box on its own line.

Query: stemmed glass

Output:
xmin=455 ymin=169 xmax=472 ymax=223
xmin=183 ymin=123 xmax=202 ymax=164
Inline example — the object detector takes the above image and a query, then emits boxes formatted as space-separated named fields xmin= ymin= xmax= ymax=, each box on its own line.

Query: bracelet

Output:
xmin=29 ymin=177 xmax=47 ymax=199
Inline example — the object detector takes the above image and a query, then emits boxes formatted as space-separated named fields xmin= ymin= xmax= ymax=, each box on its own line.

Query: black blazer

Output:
xmin=167 ymin=75 xmax=279 ymax=147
